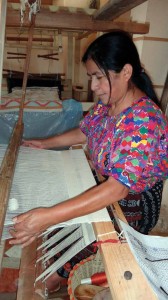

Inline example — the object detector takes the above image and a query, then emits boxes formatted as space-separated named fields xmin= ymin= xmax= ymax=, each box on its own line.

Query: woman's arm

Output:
xmin=22 ymin=127 xmax=86 ymax=149
xmin=10 ymin=176 xmax=129 ymax=247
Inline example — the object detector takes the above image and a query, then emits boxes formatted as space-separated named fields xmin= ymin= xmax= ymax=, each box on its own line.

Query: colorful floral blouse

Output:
xmin=80 ymin=97 xmax=168 ymax=193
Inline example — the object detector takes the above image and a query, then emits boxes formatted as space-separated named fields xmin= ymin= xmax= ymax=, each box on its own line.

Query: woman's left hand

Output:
xmin=9 ymin=207 xmax=52 ymax=247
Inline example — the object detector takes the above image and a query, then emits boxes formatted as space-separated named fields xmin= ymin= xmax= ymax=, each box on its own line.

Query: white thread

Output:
xmin=35 ymin=289 xmax=46 ymax=299
xmin=117 ymin=230 xmax=124 ymax=239
xmin=97 ymin=231 xmax=117 ymax=239
xmin=8 ymin=198 xmax=19 ymax=211
xmin=97 ymin=230 xmax=126 ymax=242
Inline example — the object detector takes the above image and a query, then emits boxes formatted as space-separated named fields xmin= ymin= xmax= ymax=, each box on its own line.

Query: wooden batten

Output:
xmin=93 ymin=212 xmax=157 ymax=299
xmin=0 ymin=122 xmax=23 ymax=240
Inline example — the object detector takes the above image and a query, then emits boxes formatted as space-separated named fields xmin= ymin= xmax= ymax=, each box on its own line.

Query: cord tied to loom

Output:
xmin=92 ymin=238 xmax=121 ymax=252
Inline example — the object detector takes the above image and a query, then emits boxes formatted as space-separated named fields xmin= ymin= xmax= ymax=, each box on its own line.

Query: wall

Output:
xmin=132 ymin=0 xmax=168 ymax=100
xmin=3 ymin=36 xmax=67 ymax=74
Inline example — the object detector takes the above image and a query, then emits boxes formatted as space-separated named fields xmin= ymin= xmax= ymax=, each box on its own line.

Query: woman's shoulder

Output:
xmin=119 ymin=96 xmax=168 ymax=132
xmin=134 ymin=96 xmax=160 ymax=111
xmin=130 ymin=96 xmax=166 ymax=120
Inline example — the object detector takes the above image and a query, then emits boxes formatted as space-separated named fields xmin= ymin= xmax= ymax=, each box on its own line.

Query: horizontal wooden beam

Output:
xmin=93 ymin=0 xmax=148 ymax=20
xmin=6 ymin=8 xmax=150 ymax=34
xmin=6 ymin=36 xmax=54 ymax=42
xmin=6 ymin=27 xmax=81 ymax=37
xmin=5 ymin=43 xmax=60 ymax=50
xmin=3 ymin=71 xmax=65 ymax=79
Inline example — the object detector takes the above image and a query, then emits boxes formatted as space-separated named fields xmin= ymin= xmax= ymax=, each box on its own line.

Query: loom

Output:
xmin=0 ymin=142 xmax=163 ymax=299
xmin=0 ymin=8 xmax=166 ymax=300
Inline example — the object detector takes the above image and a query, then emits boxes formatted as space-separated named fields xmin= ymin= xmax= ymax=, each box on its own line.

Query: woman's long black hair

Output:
xmin=82 ymin=30 xmax=159 ymax=106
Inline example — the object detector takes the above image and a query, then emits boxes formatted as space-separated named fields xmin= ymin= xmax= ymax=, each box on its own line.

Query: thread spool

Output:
xmin=81 ymin=272 xmax=107 ymax=286
xmin=8 ymin=198 xmax=19 ymax=211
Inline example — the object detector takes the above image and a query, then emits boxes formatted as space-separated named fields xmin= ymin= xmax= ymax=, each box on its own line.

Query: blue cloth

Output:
xmin=0 ymin=99 xmax=83 ymax=143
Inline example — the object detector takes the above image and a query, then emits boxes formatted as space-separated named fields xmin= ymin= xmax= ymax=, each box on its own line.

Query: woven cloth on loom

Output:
xmin=0 ymin=146 xmax=110 ymax=240
xmin=0 ymin=87 xmax=62 ymax=111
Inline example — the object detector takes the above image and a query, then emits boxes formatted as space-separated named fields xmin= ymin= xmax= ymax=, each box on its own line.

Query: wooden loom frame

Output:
xmin=0 ymin=6 xmax=157 ymax=300
xmin=2 ymin=162 xmax=157 ymax=300
xmin=2 ymin=148 xmax=156 ymax=300
xmin=93 ymin=204 xmax=157 ymax=300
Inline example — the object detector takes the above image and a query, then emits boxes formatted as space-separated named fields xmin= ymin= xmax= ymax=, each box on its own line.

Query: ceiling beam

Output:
xmin=6 ymin=8 xmax=149 ymax=34
xmin=93 ymin=0 xmax=148 ymax=20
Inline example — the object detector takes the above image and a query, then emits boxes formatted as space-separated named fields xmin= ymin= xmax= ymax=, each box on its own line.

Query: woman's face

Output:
xmin=85 ymin=59 xmax=129 ymax=106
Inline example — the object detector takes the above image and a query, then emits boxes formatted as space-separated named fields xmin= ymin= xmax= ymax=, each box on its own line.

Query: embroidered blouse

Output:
xmin=80 ymin=97 xmax=168 ymax=193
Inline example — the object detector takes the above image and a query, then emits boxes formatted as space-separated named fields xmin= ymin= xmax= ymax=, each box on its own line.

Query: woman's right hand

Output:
xmin=9 ymin=207 xmax=53 ymax=247
xmin=22 ymin=139 xmax=45 ymax=149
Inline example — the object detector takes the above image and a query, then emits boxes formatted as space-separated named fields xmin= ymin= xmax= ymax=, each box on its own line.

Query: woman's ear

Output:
xmin=122 ymin=64 xmax=133 ymax=82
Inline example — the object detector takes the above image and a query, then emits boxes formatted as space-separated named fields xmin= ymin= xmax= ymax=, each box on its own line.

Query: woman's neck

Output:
xmin=108 ymin=88 xmax=146 ymax=117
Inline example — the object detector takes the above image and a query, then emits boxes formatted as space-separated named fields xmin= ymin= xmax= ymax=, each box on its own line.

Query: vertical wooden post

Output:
xmin=66 ymin=32 xmax=73 ymax=97
xmin=0 ymin=0 xmax=7 ymax=102
xmin=74 ymin=38 xmax=80 ymax=85
xmin=18 ymin=14 xmax=36 ymax=124
xmin=67 ymin=32 xmax=73 ymax=79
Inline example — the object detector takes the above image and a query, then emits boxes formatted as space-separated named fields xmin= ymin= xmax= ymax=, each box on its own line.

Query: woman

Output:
xmin=10 ymin=30 xmax=168 ymax=290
